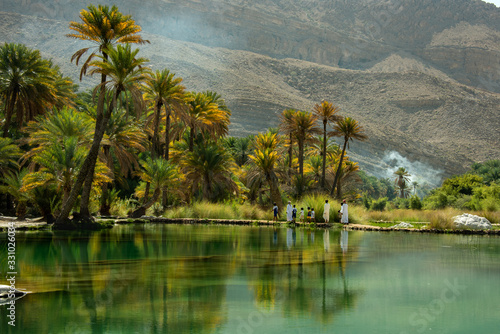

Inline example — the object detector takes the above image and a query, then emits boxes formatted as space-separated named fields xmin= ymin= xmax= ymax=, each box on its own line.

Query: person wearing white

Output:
xmin=340 ymin=199 xmax=349 ymax=224
xmin=286 ymin=201 xmax=293 ymax=222
xmin=323 ymin=199 xmax=330 ymax=223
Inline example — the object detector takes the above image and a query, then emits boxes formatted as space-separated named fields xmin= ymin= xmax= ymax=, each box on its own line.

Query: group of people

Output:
xmin=272 ymin=199 xmax=349 ymax=224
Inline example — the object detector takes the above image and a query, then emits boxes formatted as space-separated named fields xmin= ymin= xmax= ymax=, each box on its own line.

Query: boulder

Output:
xmin=453 ymin=213 xmax=492 ymax=230
xmin=391 ymin=222 xmax=414 ymax=229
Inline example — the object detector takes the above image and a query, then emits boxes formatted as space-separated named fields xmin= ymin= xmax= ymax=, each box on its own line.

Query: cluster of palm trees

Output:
xmin=0 ymin=4 xmax=368 ymax=224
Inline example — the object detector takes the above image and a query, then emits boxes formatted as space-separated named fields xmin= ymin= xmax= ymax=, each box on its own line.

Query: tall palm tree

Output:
xmin=248 ymin=132 xmax=283 ymax=210
xmin=143 ymin=69 xmax=186 ymax=159
xmin=394 ymin=167 xmax=412 ymax=198
xmin=285 ymin=111 xmax=320 ymax=182
xmin=0 ymin=43 xmax=61 ymax=137
xmin=67 ymin=4 xmax=148 ymax=81
xmin=312 ymin=100 xmax=340 ymax=189
xmin=329 ymin=117 xmax=367 ymax=197
xmin=56 ymin=44 xmax=150 ymax=223
xmin=334 ymin=160 xmax=361 ymax=198
xmin=182 ymin=141 xmax=238 ymax=202
xmin=68 ymin=4 xmax=148 ymax=220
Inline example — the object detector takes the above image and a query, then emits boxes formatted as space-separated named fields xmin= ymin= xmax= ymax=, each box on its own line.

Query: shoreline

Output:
xmin=1 ymin=216 xmax=499 ymax=235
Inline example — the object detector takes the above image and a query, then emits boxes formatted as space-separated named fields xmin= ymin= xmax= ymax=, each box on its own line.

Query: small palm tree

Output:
xmin=394 ymin=167 xmax=411 ymax=198
xmin=182 ymin=142 xmax=238 ymax=202
xmin=0 ymin=137 xmax=21 ymax=175
xmin=329 ymin=117 xmax=367 ymax=197
xmin=130 ymin=157 xmax=180 ymax=218
xmin=248 ymin=132 xmax=283 ymax=210
xmin=0 ymin=169 xmax=30 ymax=220
xmin=312 ymin=100 xmax=341 ymax=189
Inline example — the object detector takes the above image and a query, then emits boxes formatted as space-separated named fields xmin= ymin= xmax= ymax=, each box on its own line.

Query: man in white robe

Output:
xmin=323 ymin=199 xmax=330 ymax=223
xmin=286 ymin=201 xmax=293 ymax=222
xmin=340 ymin=199 xmax=349 ymax=224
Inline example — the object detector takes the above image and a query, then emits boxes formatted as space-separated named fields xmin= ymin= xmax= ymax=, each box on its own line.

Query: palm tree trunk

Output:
xmin=267 ymin=174 xmax=283 ymax=212
xmin=130 ymin=188 xmax=161 ymax=218
xmin=56 ymin=89 xmax=117 ymax=224
xmin=164 ymin=106 xmax=171 ymax=160
xmin=330 ymin=138 xmax=348 ymax=197
xmin=189 ymin=127 xmax=195 ymax=152
xmin=298 ymin=138 xmax=304 ymax=179
xmin=321 ymin=122 xmax=327 ymax=189
xmin=2 ymin=90 xmax=17 ymax=138
xmin=152 ymin=101 xmax=162 ymax=158
xmin=288 ymin=133 xmax=293 ymax=181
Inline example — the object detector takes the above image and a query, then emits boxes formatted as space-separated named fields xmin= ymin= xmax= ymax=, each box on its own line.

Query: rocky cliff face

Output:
xmin=1 ymin=1 xmax=499 ymax=184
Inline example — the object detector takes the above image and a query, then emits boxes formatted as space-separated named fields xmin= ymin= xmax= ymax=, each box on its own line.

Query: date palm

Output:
xmin=182 ymin=92 xmax=229 ymax=152
xmin=56 ymin=44 xmax=150 ymax=223
xmin=182 ymin=141 xmax=238 ymax=202
xmin=0 ymin=137 xmax=21 ymax=175
xmin=0 ymin=43 xmax=59 ymax=137
xmin=143 ymin=69 xmax=186 ymax=159
xmin=248 ymin=132 xmax=283 ymax=210
xmin=283 ymin=111 xmax=320 ymax=187
xmin=0 ymin=169 xmax=30 ymax=220
xmin=394 ymin=167 xmax=411 ymax=198
xmin=312 ymin=100 xmax=340 ymax=189
xmin=329 ymin=117 xmax=367 ymax=197
xmin=130 ymin=157 xmax=180 ymax=218
xmin=67 ymin=4 xmax=148 ymax=81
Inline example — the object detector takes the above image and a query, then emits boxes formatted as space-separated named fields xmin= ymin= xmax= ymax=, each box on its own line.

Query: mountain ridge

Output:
xmin=0 ymin=1 xmax=499 ymax=186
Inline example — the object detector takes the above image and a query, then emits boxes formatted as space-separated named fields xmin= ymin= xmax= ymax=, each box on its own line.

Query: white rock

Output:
xmin=391 ymin=222 xmax=414 ymax=229
xmin=453 ymin=213 xmax=492 ymax=230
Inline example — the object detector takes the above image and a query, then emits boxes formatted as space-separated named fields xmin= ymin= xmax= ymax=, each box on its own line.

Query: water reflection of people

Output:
xmin=323 ymin=229 xmax=330 ymax=252
xmin=286 ymin=228 xmax=293 ymax=249
xmin=341 ymin=229 xmax=348 ymax=254
xmin=273 ymin=227 xmax=278 ymax=245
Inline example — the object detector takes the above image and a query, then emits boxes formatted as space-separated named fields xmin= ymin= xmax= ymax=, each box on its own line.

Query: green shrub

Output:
xmin=409 ymin=195 xmax=422 ymax=210
xmin=370 ymin=197 xmax=387 ymax=211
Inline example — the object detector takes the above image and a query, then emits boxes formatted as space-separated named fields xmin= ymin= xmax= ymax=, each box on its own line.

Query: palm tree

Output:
xmin=329 ymin=117 xmax=367 ymax=196
xmin=99 ymin=107 xmax=148 ymax=215
xmin=0 ymin=169 xmax=30 ymax=220
xmin=130 ymin=157 xmax=180 ymax=218
xmin=22 ymin=137 xmax=110 ymax=205
xmin=182 ymin=92 xmax=230 ymax=152
xmin=394 ymin=167 xmax=411 ymax=198
xmin=312 ymin=100 xmax=340 ymax=189
xmin=0 ymin=43 xmax=61 ymax=137
xmin=68 ymin=4 xmax=148 ymax=220
xmin=248 ymin=132 xmax=283 ymax=210
xmin=334 ymin=161 xmax=361 ymax=198
xmin=286 ymin=111 xmax=320 ymax=183
xmin=56 ymin=44 xmax=150 ymax=223
xmin=67 ymin=4 xmax=148 ymax=81
xmin=0 ymin=137 xmax=21 ymax=175
xmin=143 ymin=69 xmax=186 ymax=159
xmin=225 ymin=136 xmax=252 ymax=167
xmin=182 ymin=141 xmax=238 ymax=202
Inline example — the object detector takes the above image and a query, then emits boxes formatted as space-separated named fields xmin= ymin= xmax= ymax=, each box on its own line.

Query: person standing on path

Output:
xmin=323 ymin=199 xmax=330 ymax=223
xmin=273 ymin=203 xmax=279 ymax=222
xmin=340 ymin=199 xmax=349 ymax=224
xmin=286 ymin=201 xmax=293 ymax=222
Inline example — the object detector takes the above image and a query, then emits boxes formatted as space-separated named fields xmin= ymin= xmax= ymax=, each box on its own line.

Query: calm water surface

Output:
xmin=1 ymin=224 xmax=500 ymax=333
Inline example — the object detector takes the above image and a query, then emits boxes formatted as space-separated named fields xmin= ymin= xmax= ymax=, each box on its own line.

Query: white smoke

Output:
xmin=381 ymin=151 xmax=444 ymax=188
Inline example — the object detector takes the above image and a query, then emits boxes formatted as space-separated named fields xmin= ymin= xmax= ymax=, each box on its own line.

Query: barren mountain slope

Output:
xmin=1 ymin=11 xmax=499 ymax=184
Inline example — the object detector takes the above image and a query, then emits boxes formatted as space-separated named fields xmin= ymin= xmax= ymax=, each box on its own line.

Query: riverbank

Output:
xmin=1 ymin=216 xmax=500 ymax=235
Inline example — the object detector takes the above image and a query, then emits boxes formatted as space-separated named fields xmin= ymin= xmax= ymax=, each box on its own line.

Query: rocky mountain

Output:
xmin=1 ymin=0 xmax=499 ymax=185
